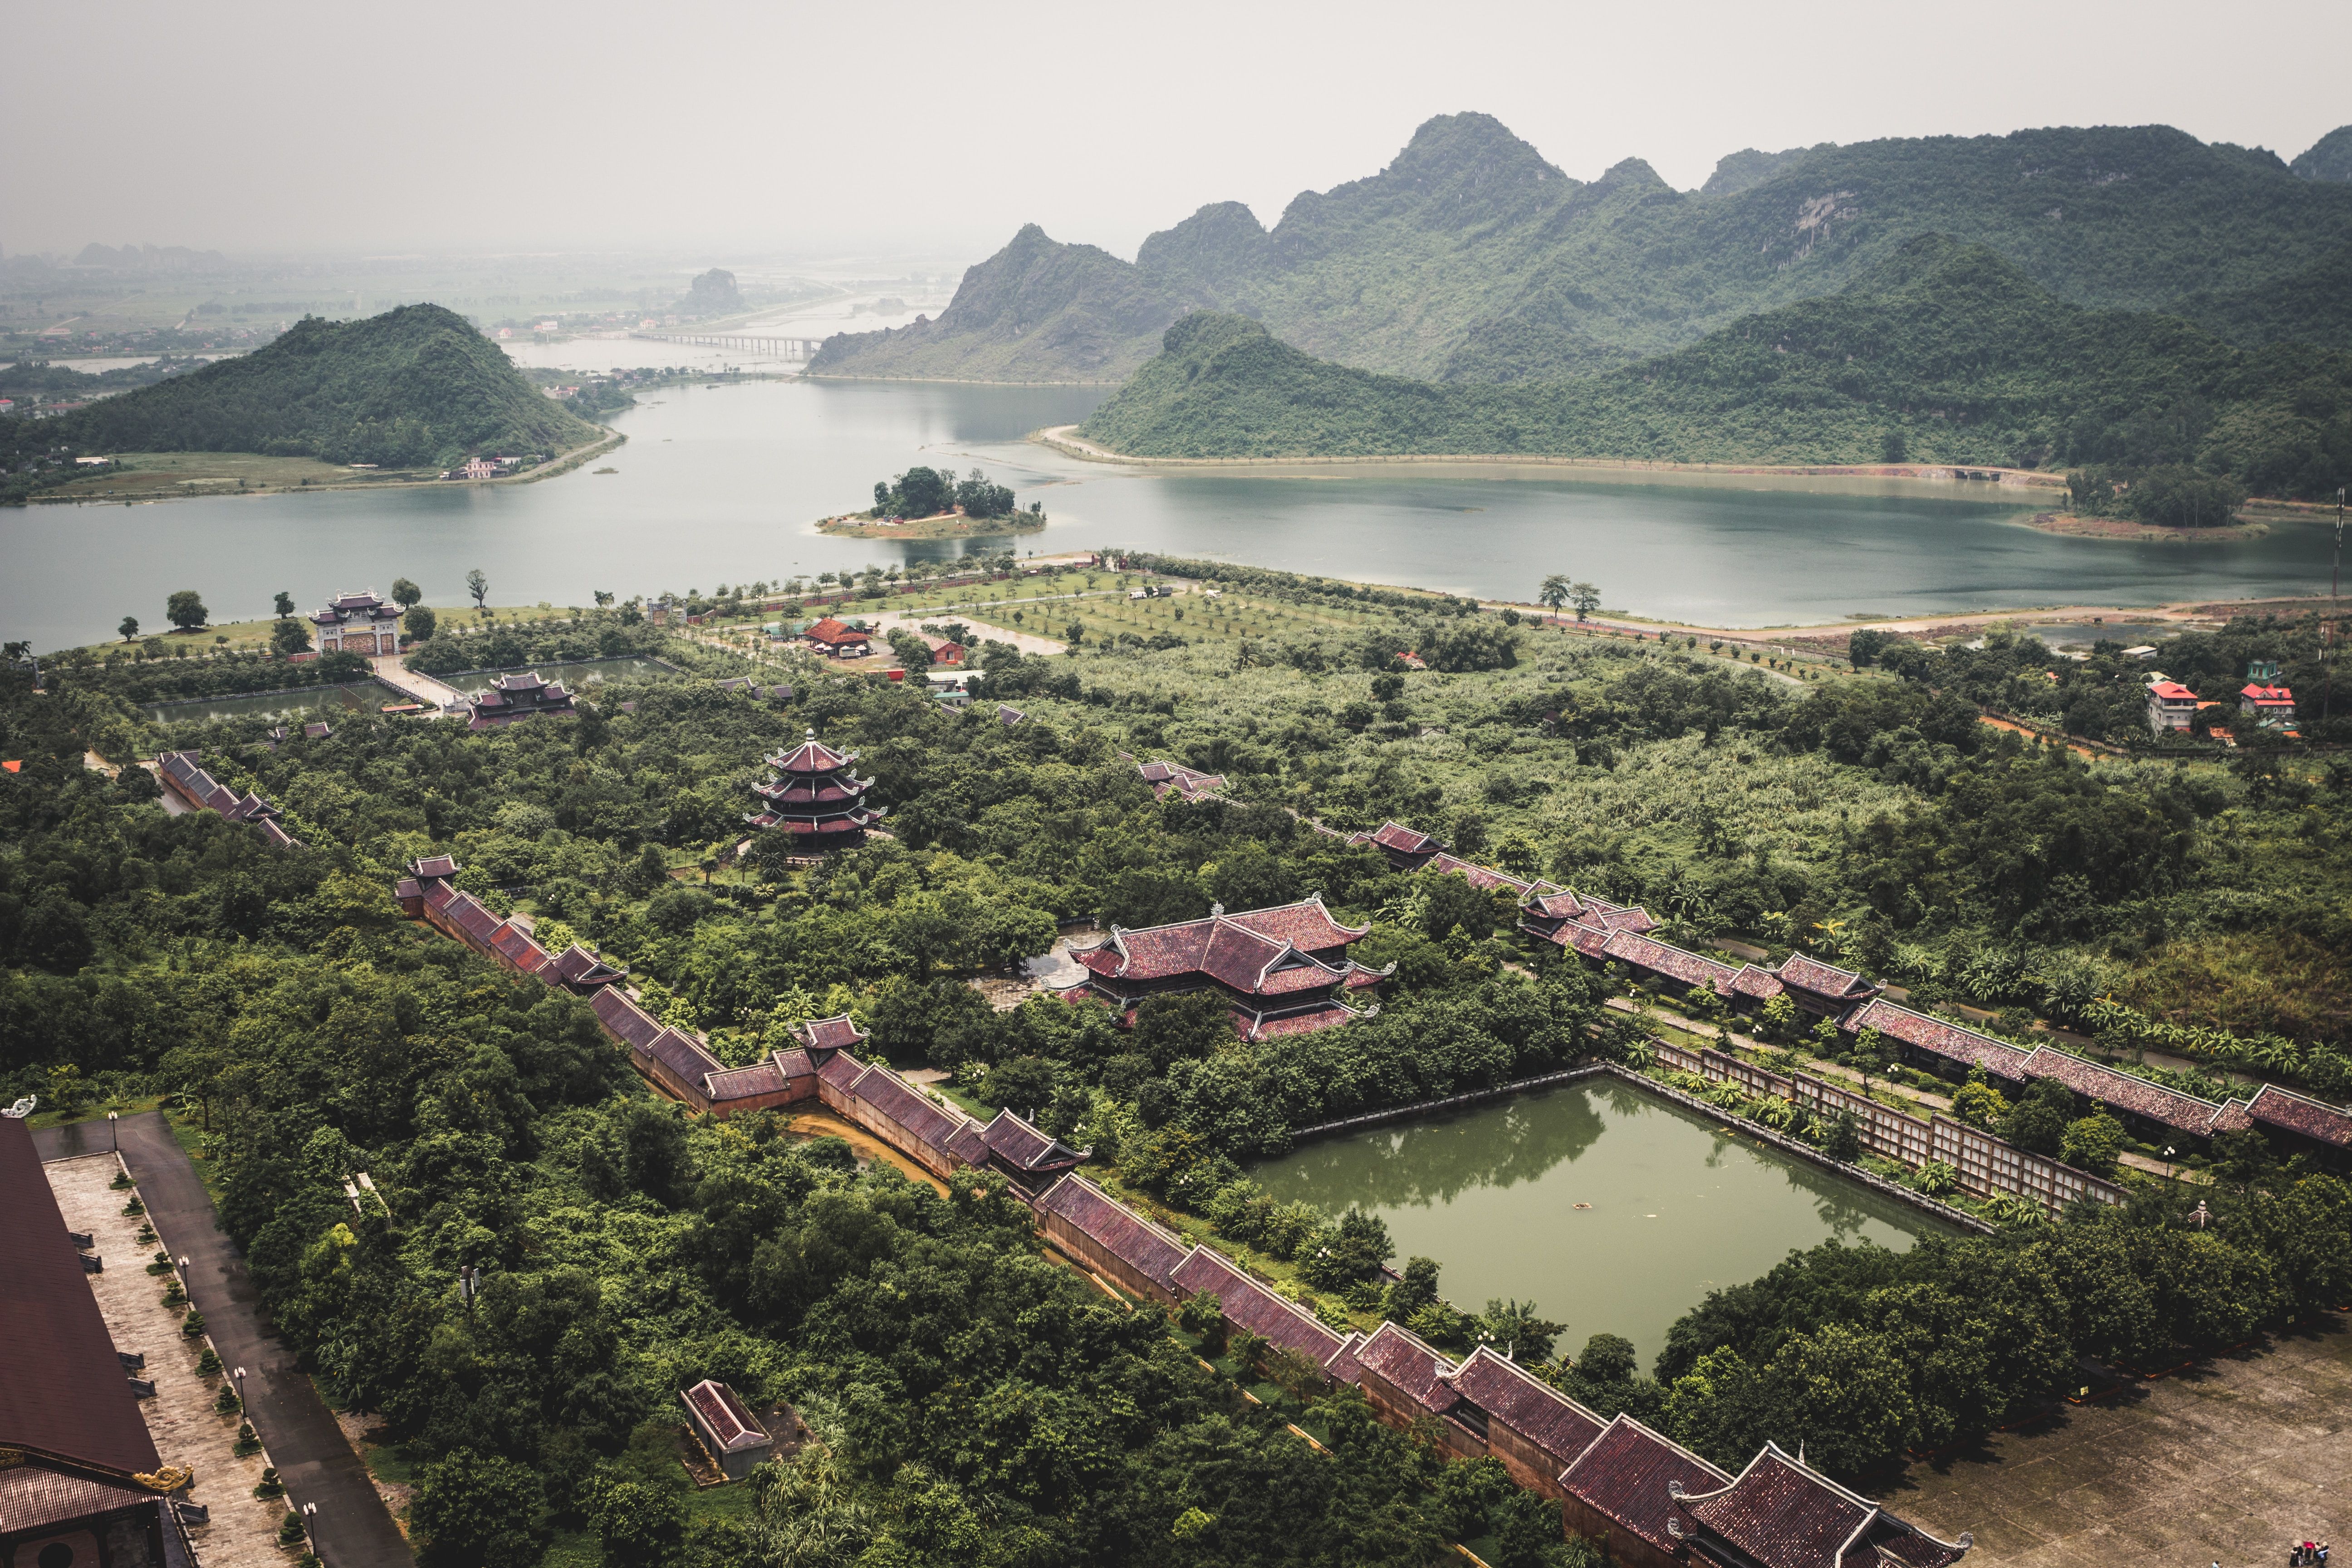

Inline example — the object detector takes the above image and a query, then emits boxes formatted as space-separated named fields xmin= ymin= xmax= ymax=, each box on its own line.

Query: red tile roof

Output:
xmin=1357 ymin=1322 xmax=1458 ymax=1416
xmin=488 ymin=921 xmax=551 ymax=970
xmin=847 ymin=1067 xmax=971 ymax=1156
xmin=538 ymin=944 xmax=626 ymax=990
xmin=1445 ymin=1346 xmax=1607 ymax=1465
xmin=591 ymin=989 xmax=663 ymax=1052
xmin=1243 ymin=1002 xmax=1362 ymax=1039
xmin=1371 ymin=821 xmax=1440 ymax=854
xmin=681 ymin=1379 xmax=767 ymax=1452
xmin=765 ymin=732 xmax=857 ymax=774
xmin=0 ymin=1461 xmax=161 ymax=1537
xmin=1034 ymin=1176 xmax=1190 ymax=1289
xmin=0 ymin=1117 xmax=163 ymax=1474
xmin=1601 ymin=930 xmax=1742 ymax=993
xmin=804 ymin=617 xmax=869 ymax=647
xmin=644 ymin=1027 xmax=725 ymax=1088
xmin=2021 ymin=1046 xmax=2224 ymax=1136
xmin=980 ymin=1109 xmax=1088 ymax=1171
xmin=1774 ymin=952 xmax=1877 ymax=1001
xmin=706 ymin=1059 xmax=788 ymax=1101
xmin=795 ymin=1014 xmax=868 ymax=1052
xmin=1079 ymin=898 xmax=1368 ymax=988
xmin=818 ymin=1049 xmax=868 ymax=1092
xmin=2244 ymin=1083 xmax=2352 ymax=1148
xmin=2240 ymin=683 xmax=2294 ymax=706
xmin=1842 ymin=1000 xmax=2033 ymax=1078
xmin=1168 ymin=1247 xmax=1347 ymax=1365
xmin=1559 ymin=1415 xmax=1731 ymax=1555
xmin=1427 ymin=853 xmax=1544 ymax=896
xmin=2148 ymin=681 xmax=2197 ymax=701
xmin=1674 ymin=1444 xmax=1968 ymax=1568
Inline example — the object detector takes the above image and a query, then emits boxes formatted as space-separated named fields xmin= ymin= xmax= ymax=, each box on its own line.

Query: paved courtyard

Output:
xmin=1877 ymin=1317 xmax=2351 ymax=1567
xmin=46 ymin=1151 xmax=289 ymax=1568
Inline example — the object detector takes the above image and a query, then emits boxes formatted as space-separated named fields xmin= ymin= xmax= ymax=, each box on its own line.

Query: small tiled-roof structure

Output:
xmin=2242 ymin=1082 xmax=2352 ymax=1151
xmin=1601 ymin=929 xmax=1744 ymax=996
xmin=1773 ymin=952 xmax=1880 ymax=1009
xmin=1558 ymin=1414 xmax=1732 ymax=1559
xmin=1136 ymin=758 xmax=1226 ymax=802
xmin=803 ymin=617 xmax=870 ymax=652
xmin=539 ymin=943 xmax=627 ymax=992
xmin=1356 ymin=1321 xmax=1460 ymax=1418
xmin=794 ymin=1014 xmax=869 ymax=1054
xmin=1033 ymin=1175 xmax=1191 ymax=1296
xmin=155 ymin=750 xmax=302 ymax=848
xmin=1670 ymin=1442 xmax=1971 ymax=1568
xmin=465 ymin=669 xmax=577 ymax=731
xmin=978 ymin=1108 xmax=1090 ymax=1186
xmin=1841 ymin=999 xmax=2033 ymax=1080
xmin=1354 ymin=819 xmax=1446 ymax=869
xmin=679 ymin=1379 xmax=769 ymax=1481
xmin=2020 ymin=1046 xmax=2224 ymax=1137
xmin=1444 ymin=1345 xmax=1607 ymax=1472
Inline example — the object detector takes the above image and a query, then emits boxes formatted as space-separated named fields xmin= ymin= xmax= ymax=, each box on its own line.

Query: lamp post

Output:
xmin=233 ymin=1366 xmax=246 ymax=1409
xmin=108 ymin=1110 xmax=118 ymax=1152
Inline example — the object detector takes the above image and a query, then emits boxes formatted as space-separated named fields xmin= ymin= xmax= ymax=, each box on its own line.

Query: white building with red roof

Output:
xmin=2146 ymin=679 xmax=2199 ymax=734
xmin=2238 ymin=682 xmax=2296 ymax=727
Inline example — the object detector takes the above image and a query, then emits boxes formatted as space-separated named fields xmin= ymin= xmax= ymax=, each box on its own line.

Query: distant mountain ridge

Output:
xmin=15 ymin=304 xmax=598 ymax=469
xmin=1075 ymin=235 xmax=2352 ymax=502
xmin=810 ymin=115 xmax=2352 ymax=383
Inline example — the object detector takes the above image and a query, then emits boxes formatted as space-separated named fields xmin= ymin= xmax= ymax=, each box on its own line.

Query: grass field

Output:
xmin=39 ymin=451 xmax=429 ymax=501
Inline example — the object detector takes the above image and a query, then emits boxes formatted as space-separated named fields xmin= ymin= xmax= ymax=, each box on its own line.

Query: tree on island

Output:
xmin=392 ymin=578 xmax=423 ymax=610
xmin=166 ymin=590 xmax=207 ymax=632
xmin=273 ymin=591 xmax=295 ymax=619
xmin=1539 ymin=574 xmax=1570 ymax=619
xmin=870 ymin=465 xmax=1018 ymax=521
xmin=119 ymin=615 xmax=140 ymax=641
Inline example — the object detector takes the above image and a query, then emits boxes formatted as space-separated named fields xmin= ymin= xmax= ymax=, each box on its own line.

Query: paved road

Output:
xmin=38 ymin=1114 xmax=413 ymax=1568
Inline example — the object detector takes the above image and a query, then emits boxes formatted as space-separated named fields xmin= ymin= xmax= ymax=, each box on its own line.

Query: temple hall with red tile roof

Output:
xmin=463 ymin=670 xmax=577 ymax=731
xmin=1070 ymin=896 xmax=1390 ymax=1039
xmin=1668 ymin=1442 xmax=1970 ymax=1568
xmin=801 ymin=617 xmax=871 ymax=657
xmin=746 ymin=730 xmax=883 ymax=852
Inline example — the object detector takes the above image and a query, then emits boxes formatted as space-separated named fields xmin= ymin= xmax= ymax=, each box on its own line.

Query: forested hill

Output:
xmin=26 ymin=305 xmax=598 ymax=468
xmin=1076 ymin=236 xmax=2352 ymax=500
xmin=811 ymin=115 xmax=2352 ymax=384
xmin=806 ymin=224 xmax=1203 ymax=382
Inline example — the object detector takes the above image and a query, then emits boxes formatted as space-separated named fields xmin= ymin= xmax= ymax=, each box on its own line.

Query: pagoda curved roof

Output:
xmin=1074 ymin=897 xmax=1368 ymax=991
xmin=765 ymin=732 xmax=858 ymax=774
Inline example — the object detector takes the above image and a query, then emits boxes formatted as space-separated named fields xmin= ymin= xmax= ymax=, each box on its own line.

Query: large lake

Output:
xmin=1251 ymin=1077 xmax=1949 ymax=1369
xmin=3 ymin=377 xmax=2335 ymax=653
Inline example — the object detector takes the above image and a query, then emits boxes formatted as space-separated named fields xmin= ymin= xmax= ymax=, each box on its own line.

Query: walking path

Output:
xmin=37 ymin=1113 xmax=414 ymax=1568
xmin=44 ymin=1150 xmax=286 ymax=1568
xmin=367 ymin=654 xmax=463 ymax=712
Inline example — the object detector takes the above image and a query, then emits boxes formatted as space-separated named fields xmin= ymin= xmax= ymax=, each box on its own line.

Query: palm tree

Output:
xmin=1539 ymin=574 xmax=1570 ymax=621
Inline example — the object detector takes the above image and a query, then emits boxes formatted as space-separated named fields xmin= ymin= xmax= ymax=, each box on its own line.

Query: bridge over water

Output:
xmin=629 ymin=330 xmax=823 ymax=360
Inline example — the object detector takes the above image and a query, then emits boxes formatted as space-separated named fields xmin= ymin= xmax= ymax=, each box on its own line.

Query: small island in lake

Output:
xmin=816 ymin=463 xmax=1047 ymax=538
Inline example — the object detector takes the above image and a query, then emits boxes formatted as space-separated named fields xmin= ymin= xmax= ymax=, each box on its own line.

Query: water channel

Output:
xmin=1250 ymin=1077 xmax=1951 ymax=1369
xmin=5 ymin=377 xmax=2336 ymax=656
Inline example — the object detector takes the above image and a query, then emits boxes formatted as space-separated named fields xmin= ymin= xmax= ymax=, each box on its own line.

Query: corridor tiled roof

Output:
xmin=1674 ymin=1443 xmax=1969 ymax=1568
xmin=2244 ymin=1083 xmax=2352 ymax=1147
xmin=2021 ymin=1046 xmax=2223 ymax=1135
xmin=1775 ymin=952 xmax=1877 ymax=1000
xmin=1557 ymin=1415 xmax=1730 ymax=1556
xmin=1168 ymin=1246 xmax=1347 ymax=1365
xmin=1842 ymin=1000 xmax=2033 ymax=1077
xmin=1034 ymin=1176 xmax=1190 ymax=1289
xmin=1445 ymin=1346 xmax=1607 ymax=1465
xmin=1357 ymin=1322 xmax=1457 ymax=1416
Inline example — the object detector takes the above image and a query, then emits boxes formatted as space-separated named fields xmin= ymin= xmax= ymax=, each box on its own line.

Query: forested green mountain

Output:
xmin=806 ymin=224 xmax=1205 ymax=382
xmin=14 ymin=305 xmax=598 ymax=467
xmin=812 ymin=116 xmax=2352 ymax=384
xmin=1077 ymin=236 xmax=2352 ymax=500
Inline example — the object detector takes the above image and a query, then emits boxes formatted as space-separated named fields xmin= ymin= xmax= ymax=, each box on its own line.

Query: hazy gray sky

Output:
xmin=10 ymin=0 xmax=2348 ymax=262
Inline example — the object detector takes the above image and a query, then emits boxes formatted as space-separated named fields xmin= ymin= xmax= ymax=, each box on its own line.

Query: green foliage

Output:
xmin=415 ymin=1449 xmax=547 ymax=1568
xmin=2 ymin=306 xmax=596 ymax=470
xmin=1079 ymin=242 xmax=2352 ymax=500
xmin=818 ymin=116 xmax=2352 ymax=384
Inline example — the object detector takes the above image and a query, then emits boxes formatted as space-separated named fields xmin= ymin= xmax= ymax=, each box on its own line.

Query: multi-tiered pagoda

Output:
xmin=746 ymin=729 xmax=884 ymax=852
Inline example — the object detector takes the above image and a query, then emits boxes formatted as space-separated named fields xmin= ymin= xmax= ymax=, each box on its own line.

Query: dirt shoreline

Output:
xmin=816 ymin=508 xmax=1046 ymax=540
xmin=33 ymin=427 xmax=625 ymax=506
xmin=1032 ymin=425 xmax=2068 ymax=488
xmin=2023 ymin=510 xmax=2272 ymax=542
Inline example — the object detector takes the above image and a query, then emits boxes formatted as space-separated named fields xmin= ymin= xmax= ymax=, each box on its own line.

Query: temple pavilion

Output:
xmin=746 ymin=729 xmax=885 ymax=852
xmin=1070 ymin=895 xmax=1392 ymax=1039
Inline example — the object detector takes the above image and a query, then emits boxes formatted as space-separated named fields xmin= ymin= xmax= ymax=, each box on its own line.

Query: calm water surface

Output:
xmin=1252 ymin=1078 xmax=1949 ymax=1368
xmin=145 ymin=680 xmax=399 ymax=724
xmin=4 ymin=378 xmax=2335 ymax=652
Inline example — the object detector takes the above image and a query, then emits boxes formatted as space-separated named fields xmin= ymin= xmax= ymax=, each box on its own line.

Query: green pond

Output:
xmin=146 ymin=680 xmax=401 ymax=724
xmin=1251 ymin=1077 xmax=1952 ymax=1369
